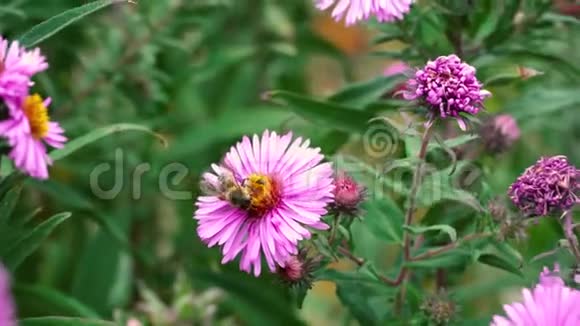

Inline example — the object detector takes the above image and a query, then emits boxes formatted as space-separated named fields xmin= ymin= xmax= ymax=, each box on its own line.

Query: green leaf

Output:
xmin=477 ymin=253 xmax=524 ymax=277
xmin=71 ymin=215 xmax=132 ymax=316
xmin=18 ymin=0 xmax=128 ymax=48
xmin=162 ymin=107 xmax=293 ymax=162
xmin=362 ymin=197 xmax=404 ymax=244
xmin=328 ymin=75 xmax=405 ymax=109
xmin=0 ymin=185 xmax=22 ymax=225
xmin=266 ymin=90 xmax=375 ymax=133
xmin=404 ymin=224 xmax=458 ymax=242
xmin=417 ymin=161 xmax=483 ymax=211
xmin=317 ymin=268 xmax=395 ymax=324
xmin=3 ymin=212 xmax=71 ymax=271
xmin=13 ymin=284 xmax=101 ymax=318
xmin=506 ymin=89 xmax=580 ymax=121
xmin=19 ymin=317 xmax=115 ymax=326
xmin=436 ymin=134 xmax=479 ymax=150
xmin=189 ymin=269 xmax=304 ymax=325
xmin=50 ymin=123 xmax=167 ymax=162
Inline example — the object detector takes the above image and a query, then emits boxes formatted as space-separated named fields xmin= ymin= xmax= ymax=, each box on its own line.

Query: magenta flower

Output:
xmin=0 ymin=36 xmax=48 ymax=104
xmin=194 ymin=130 xmax=334 ymax=276
xmin=404 ymin=55 xmax=491 ymax=130
xmin=0 ymin=94 xmax=67 ymax=179
xmin=0 ymin=264 xmax=16 ymax=326
xmin=508 ymin=156 xmax=578 ymax=217
xmin=491 ymin=265 xmax=580 ymax=326
xmin=315 ymin=0 xmax=414 ymax=26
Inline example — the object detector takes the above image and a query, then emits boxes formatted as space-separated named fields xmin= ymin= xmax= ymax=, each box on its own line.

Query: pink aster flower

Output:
xmin=404 ymin=54 xmax=491 ymax=130
xmin=194 ymin=130 xmax=334 ymax=276
xmin=0 ymin=94 xmax=67 ymax=179
xmin=0 ymin=36 xmax=48 ymax=104
xmin=0 ymin=263 xmax=16 ymax=326
xmin=491 ymin=265 xmax=580 ymax=326
xmin=315 ymin=0 xmax=414 ymax=26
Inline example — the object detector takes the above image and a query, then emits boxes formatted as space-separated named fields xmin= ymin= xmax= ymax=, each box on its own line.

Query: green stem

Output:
xmin=410 ymin=232 xmax=493 ymax=261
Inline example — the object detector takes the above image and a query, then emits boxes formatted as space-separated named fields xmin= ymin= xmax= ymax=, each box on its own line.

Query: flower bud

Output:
xmin=277 ymin=250 xmax=319 ymax=289
xmin=331 ymin=171 xmax=366 ymax=216
xmin=421 ymin=290 xmax=457 ymax=325
xmin=479 ymin=114 xmax=520 ymax=154
xmin=126 ymin=319 xmax=143 ymax=326
xmin=278 ymin=255 xmax=304 ymax=283
xmin=497 ymin=217 xmax=528 ymax=242
xmin=488 ymin=197 xmax=508 ymax=222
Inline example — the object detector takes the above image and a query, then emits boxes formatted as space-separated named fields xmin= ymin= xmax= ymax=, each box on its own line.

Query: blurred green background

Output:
xmin=0 ymin=0 xmax=579 ymax=325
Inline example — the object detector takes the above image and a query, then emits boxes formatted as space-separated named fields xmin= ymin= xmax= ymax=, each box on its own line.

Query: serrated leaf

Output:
xmin=19 ymin=317 xmax=115 ymax=326
xmin=3 ymin=212 xmax=71 ymax=270
xmin=50 ymin=123 xmax=167 ymax=162
xmin=404 ymin=224 xmax=458 ymax=242
xmin=266 ymin=90 xmax=375 ymax=133
xmin=18 ymin=0 xmax=127 ymax=48
xmin=477 ymin=253 xmax=523 ymax=277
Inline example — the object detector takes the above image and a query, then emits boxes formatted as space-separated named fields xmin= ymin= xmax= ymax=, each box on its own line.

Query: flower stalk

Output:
xmin=562 ymin=211 xmax=580 ymax=262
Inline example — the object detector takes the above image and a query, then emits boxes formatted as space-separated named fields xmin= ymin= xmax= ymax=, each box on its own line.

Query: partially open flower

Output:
xmin=479 ymin=114 xmax=520 ymax=154
xmin=330 ymin=171 xmax=366 ymax=216
xmin=508 ymin=156 xmax=579 ymax=217
xmin=403 ymin=55 xmax=491 ymax=130
xmin=277 ymin=250 xmax=320 ymax=289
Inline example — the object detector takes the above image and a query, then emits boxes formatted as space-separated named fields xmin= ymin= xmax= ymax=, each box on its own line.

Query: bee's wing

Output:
xmin=199 ymin=178 xmax=220 ymax=196
xmin=218 ymin=169 xmax=239 ymax=190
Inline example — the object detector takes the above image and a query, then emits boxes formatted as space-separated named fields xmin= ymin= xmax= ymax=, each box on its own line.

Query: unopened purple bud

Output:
xmin=480 ymin=114 xmax=520 ymax=154
xmin=331 ymin=172 xmax=366 ymax=215
xmin=277 ymin=250 xmax=319 ymax=289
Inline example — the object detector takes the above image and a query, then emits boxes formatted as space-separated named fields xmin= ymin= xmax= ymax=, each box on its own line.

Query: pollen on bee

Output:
xmin=245 ymin=174 xmax=280 ymax=217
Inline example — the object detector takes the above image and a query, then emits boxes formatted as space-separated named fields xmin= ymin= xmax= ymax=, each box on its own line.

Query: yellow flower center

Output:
xmin=245 ymin=174 xmax=280 ymax=217
xmin=23 ymin=94 xmax=50 ymax=139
